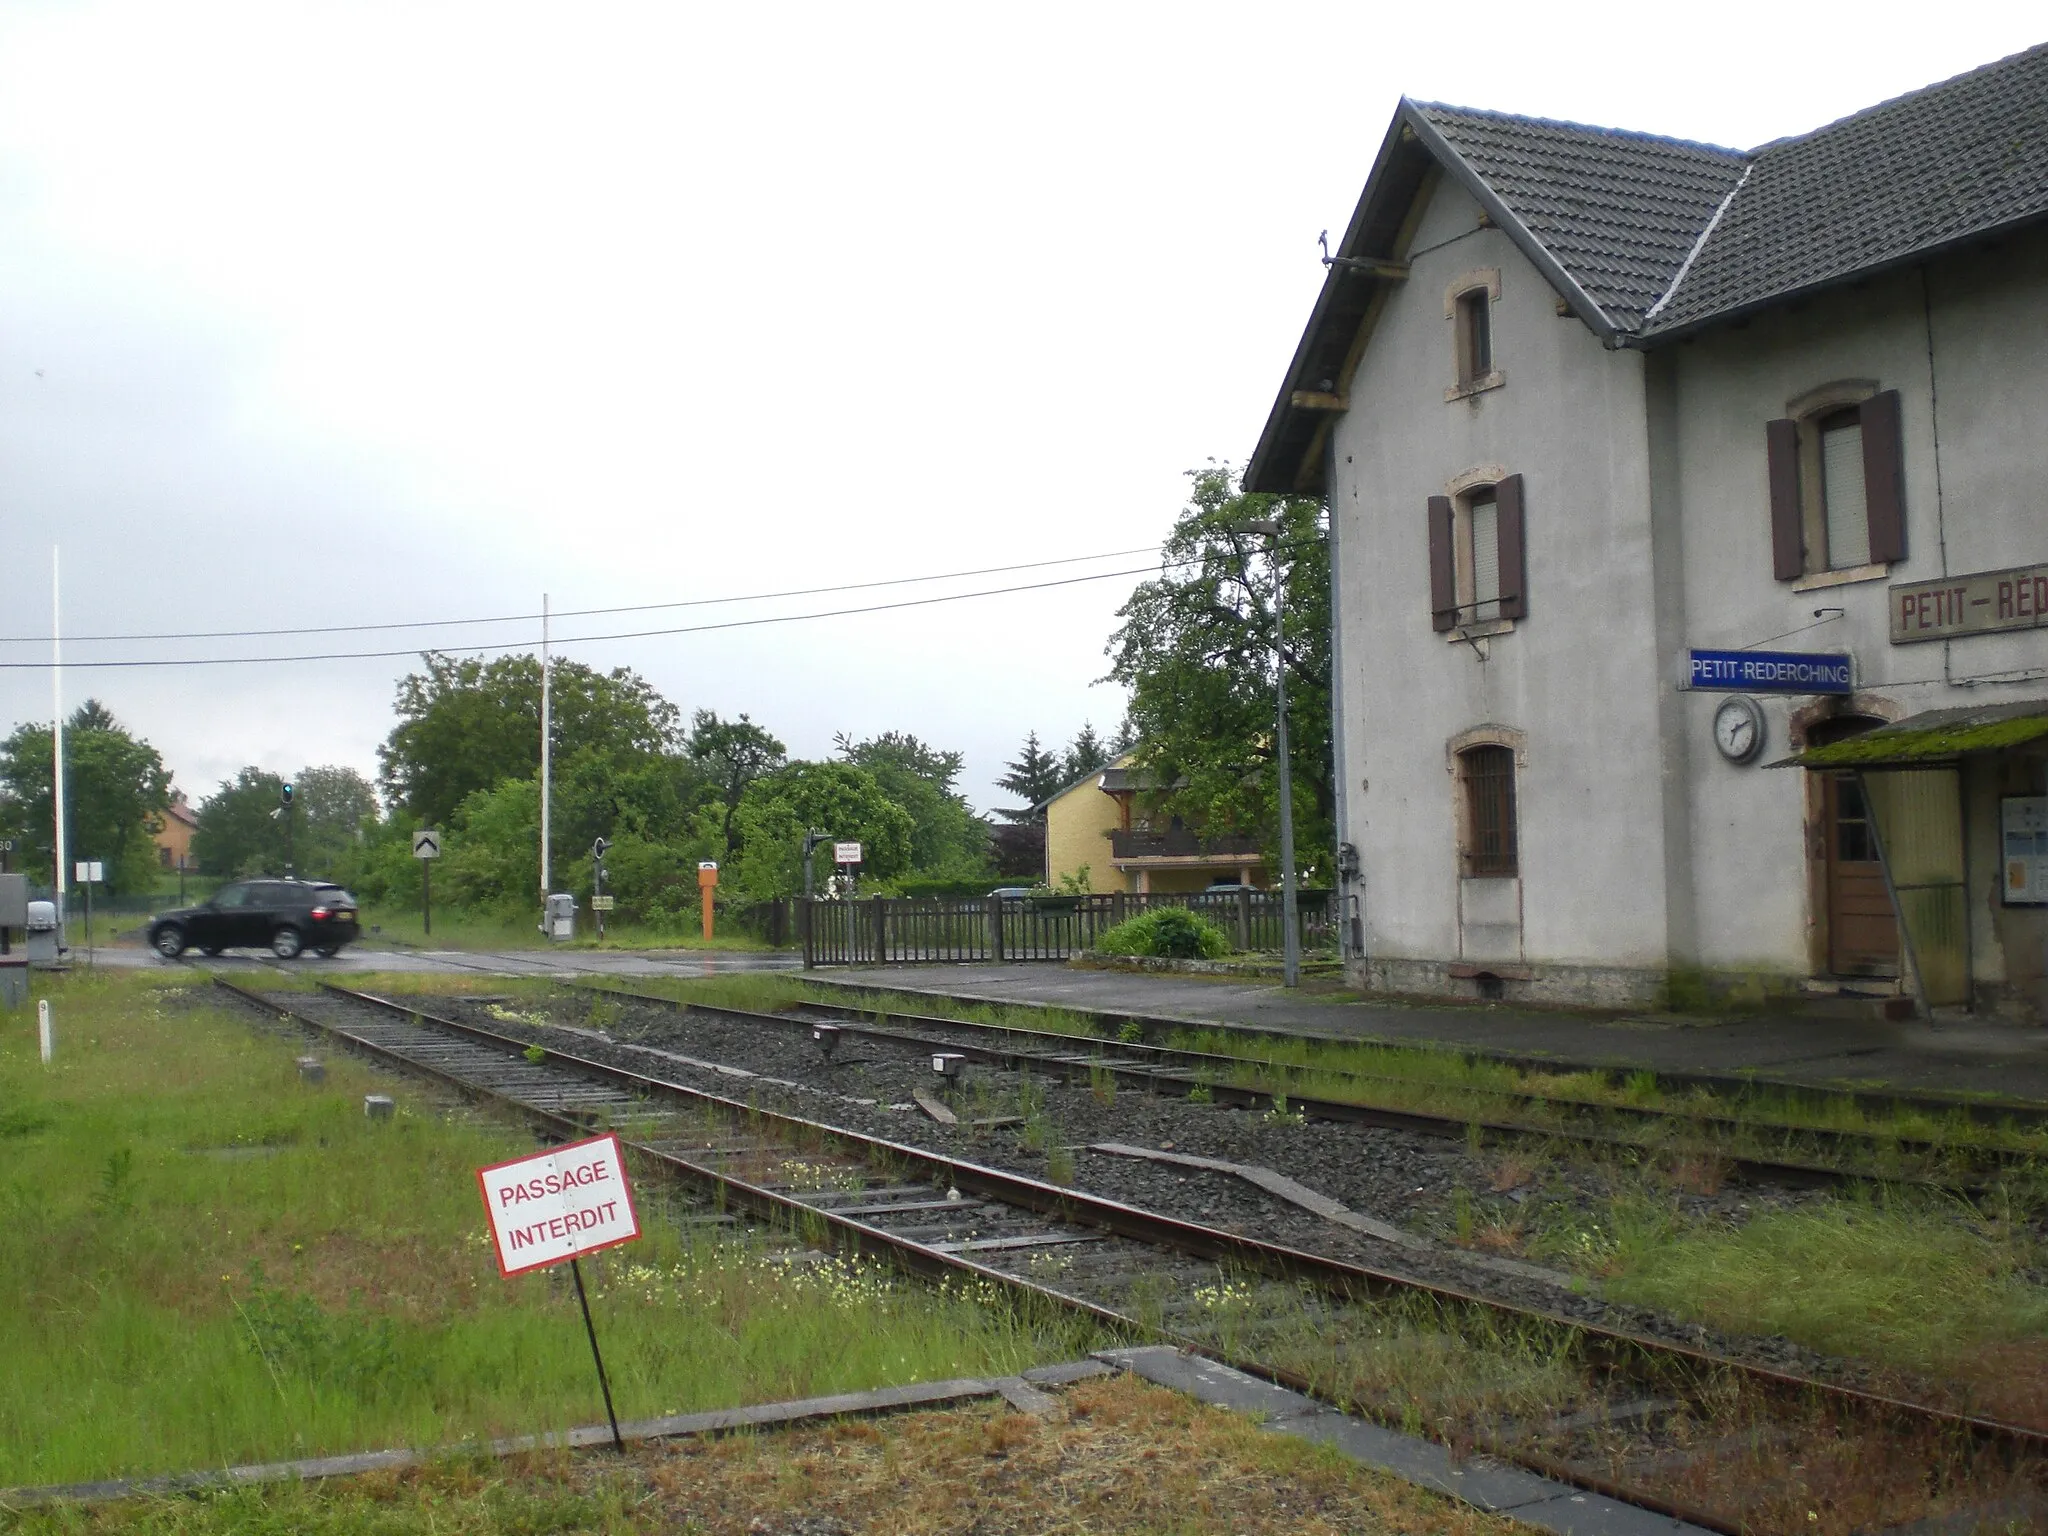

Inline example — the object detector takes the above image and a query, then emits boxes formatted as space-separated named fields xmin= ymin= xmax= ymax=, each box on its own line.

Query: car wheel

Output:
xmin=272 ymin=927 xmax=304 ymax=960
xmin=152 ymin=925 xmax=187 ymax=959
xmin=200 ymin=946 xmax=223 ymax=957
xmin=314 ymin=945 xmax=339 ymax=958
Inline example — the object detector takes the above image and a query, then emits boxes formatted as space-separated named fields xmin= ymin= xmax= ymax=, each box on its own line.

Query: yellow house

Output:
xmin=153 ymin=795 xmax=198 ymax=871
xmin=1042 ymin=754 xmax=1267 ymax=894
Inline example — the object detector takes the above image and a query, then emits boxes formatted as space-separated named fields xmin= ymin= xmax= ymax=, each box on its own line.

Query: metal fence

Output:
xmin=800 ymin=889 xmax=1331 ymax=967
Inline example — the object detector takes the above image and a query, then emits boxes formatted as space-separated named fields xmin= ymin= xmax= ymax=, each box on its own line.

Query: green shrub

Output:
xmin=1094 ymin=906 xmax=1230 ymax=960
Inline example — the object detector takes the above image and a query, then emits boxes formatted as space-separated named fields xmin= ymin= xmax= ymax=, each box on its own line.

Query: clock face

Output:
xmin=1713 ymin=697 xmax=1764 ymax=763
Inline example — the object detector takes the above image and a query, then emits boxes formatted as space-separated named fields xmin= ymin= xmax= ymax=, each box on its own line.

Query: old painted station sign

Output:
xmin=1891 ymin=562 xmax=2048 ymax=644
xmin=1686 ymin=649 xmax=1852 ymax=695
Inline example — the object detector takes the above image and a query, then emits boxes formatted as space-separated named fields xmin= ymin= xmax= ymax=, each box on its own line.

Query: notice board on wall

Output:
xmin=2003 ymin=797 xmax=2048 ymax=906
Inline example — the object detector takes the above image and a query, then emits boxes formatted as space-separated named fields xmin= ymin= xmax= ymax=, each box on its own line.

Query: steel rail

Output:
xmin=296 ymin=978 xmax=2048 ymax=1464
xmin=807 ymin=975 xmax=2048 ymax=1132
xmin=260 ymin=978 xmax=1728 ymax=1531
xmin=211 ymin=975 xmax=1750 ymax=1529
xmin=785 ymin=992 xmax=2047 ymax=1171
xmin=562 ymin=980 xmax=2003 ymax=1195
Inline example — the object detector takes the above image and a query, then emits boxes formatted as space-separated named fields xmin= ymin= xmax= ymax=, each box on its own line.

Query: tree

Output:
xmin=994 ymin=731 xmax=1065 ymax=823
xmin=730 ymin=762 xmax=914 ymax=898
xmin=686 ymin=711 xmax=786 ymax=856
xmin=295 ymin=766 xmax=380 ymax=876
xmin=1062 ymin=721 xmax=1112 ymax=782
xmin=0 ymin=701 xmax=172 ymax=894
xmin=192 ymin=764 xmax=375 ymax=881
xmin=192 ymin=768 xmax=291 ymax=878
xmin=834 ymin=730 xmax=986 ymax=874
xmin=378 ymin=652 xmax=682 ymax=826
xmin=1104 ymin=463 xmax=1332 ymax=873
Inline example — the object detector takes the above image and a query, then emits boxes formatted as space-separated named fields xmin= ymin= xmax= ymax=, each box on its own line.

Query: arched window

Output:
xmin=1459 ymin=745 xmax=1518 ymax=877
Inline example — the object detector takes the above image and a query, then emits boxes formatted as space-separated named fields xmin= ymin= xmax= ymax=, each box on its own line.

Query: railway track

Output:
xmin=812 ymin=976 xmax=2048 ymax=1134
xmin=202 ymin=975 xmax=2047 ymax=1533
xmin=565 ymin=980 xmax=2028 ymax=1195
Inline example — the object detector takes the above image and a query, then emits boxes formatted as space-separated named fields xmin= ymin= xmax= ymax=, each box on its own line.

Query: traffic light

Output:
xmin=592 ymin=837 xmax=609 ymax=860
xmin=281 ymin=781 xmax=294 ymax=806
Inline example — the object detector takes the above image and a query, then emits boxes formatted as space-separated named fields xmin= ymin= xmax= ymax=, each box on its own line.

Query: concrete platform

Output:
xmin=1096 ymin=1346 xmax=1715 ymax=1535
xmin=809 ymin=964 xmax=2048 ymax=1109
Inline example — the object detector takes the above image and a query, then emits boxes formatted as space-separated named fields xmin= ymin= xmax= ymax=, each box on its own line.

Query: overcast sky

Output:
xmin=2 ymin=2 xmax=2040 ymax=819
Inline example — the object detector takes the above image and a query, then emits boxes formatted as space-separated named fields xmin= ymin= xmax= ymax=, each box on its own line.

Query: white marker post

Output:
xmin=476 ymin=1133 xmax=640 ymax=1449
xmin=37 ymin=998 xmax=52 ymax=1063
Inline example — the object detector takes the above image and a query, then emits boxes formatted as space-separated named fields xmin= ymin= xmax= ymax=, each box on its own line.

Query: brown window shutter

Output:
xmin=1496 ymin=473 xmax=1527 ymax=620
xmin=1766 ymin=417 xmax=1803 ymax=581
xmin=1427 ymin=495 xmax=1456 ymax=630
xmin=1860 ymin=389 xmax=1907 ymax=564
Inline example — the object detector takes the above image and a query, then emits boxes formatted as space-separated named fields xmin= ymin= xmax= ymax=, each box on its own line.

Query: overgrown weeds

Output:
xmin=0 ymin=972 xmax=1094 ymax=1485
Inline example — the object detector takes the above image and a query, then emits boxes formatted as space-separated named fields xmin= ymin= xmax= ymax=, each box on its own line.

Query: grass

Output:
xmin=0 ymin=1375 xmax=1525 ymax=1535
xmin=356 ymin=906 xmax=779 ymax=953
xmin=1594 ymin=1192 xmax=2048 ymax=1424
xmin=0 ymin=971 xmax=1091 ymax=1487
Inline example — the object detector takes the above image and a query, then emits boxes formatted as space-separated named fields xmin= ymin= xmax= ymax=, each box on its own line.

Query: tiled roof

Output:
xmin=1245 ymin=41 xmax=2048 ymax=494
xmin=1643 ymin=43 xmax=2048 ymax=333
xmin=1411 ymin=105 xmax=1747 ymax=331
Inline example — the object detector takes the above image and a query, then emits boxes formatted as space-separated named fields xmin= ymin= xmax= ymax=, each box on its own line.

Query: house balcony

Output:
xmin=1109 ymin=829 xmax=1264 ymax=865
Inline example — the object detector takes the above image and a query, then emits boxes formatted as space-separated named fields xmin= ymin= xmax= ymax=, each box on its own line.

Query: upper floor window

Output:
xmin=1428 ymin=474 xmax=1527 ymax=632
xmin=1443 ymin=270 xmax=1503 ymax=400
xmin=1767 ymin=387 xmax=1905 ymax=580
xmin=1457 ymin=289 xmax=1492 ymax=385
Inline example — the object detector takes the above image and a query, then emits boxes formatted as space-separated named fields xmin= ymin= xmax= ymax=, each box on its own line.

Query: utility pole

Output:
xmin=540 ymin=592 xmax=552 ymax=916
xmin=802 ymin=829 xmax=829 ymax=900
xmin=51 ymin=548 xmax=67 ymax=947
xmin=281 ymin=780 xmax=295 ymax=878
xmin=1235 ymin=517 xmax=1300 ymax=987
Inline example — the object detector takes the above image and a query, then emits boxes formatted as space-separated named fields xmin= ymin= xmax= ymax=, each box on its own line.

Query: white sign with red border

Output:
xmin=833 ymin=841 xmax=862 ymax=865
xmin=476 ymin=1133 xmax=641 ymax=1278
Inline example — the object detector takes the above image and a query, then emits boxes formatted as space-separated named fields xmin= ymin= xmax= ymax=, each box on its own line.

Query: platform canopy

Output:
xmin=1773 ymin=700 xmax=2048 ymax=769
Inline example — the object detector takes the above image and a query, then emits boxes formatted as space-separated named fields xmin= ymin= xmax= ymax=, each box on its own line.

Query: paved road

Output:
xmin=806 ymin=963 xmax=2048 ymax=1104
xmin=74 ymin=943 xmax=802 ymax=979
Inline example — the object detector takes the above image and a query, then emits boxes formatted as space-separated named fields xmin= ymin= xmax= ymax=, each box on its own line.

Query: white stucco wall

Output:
xmin=1664 ymin=223 xmax=2048 ymax=980
xmin=1331 ymin=174 xmax=1666 ymax=983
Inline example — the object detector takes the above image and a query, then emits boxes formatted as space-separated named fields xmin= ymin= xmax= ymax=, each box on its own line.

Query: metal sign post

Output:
xmin=592 ymin=839 xmax=610 ymax=942
xmin=74 ymin=860 xmax=102 ymax=967
xmin=413 ymin=829 xmax=442 ymax=937
xmin=476 ymin=1133 xmax=641 ymax=1452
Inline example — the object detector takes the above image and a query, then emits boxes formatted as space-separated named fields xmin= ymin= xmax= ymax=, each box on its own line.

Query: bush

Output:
xmin=1094 ymin=906 xmax=1230 ymax=960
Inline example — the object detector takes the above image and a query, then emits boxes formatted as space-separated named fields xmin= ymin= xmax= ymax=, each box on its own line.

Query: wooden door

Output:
xmin=1824 ymin=773 xmax=1899 ymax=977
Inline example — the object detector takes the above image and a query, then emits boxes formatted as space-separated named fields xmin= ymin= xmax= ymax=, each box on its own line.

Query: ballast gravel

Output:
xmin=330 ymin=986 xmax=1883 ymax=1391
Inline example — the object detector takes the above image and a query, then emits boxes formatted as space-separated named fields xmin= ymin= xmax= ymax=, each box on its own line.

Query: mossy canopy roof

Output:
xmin=1788 ymin=702 xmax=2048 ymax=768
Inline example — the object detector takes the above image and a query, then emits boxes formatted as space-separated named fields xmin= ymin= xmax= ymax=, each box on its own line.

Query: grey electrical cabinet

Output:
xmin=26 ymin=899 xmax=60 ymax=966
xmin=544 ymin=892 xmax=577 ymax=942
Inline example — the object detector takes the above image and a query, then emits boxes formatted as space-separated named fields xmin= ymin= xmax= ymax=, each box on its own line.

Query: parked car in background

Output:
xmin=986 ymin=886 xmax=1036 ymax=900
xmin=149 ymin=879 xmax=362 ymax=960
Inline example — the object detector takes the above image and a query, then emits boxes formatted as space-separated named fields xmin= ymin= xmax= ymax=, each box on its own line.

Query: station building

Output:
xmin=1246 ymin=44 xmax=2048 ymax=1017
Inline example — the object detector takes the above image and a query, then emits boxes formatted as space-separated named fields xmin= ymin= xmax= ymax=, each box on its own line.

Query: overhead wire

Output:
xmin=0 ymin=528 xmax=1322 ymax=672
xmin=0 ymin=544 xmax=1168 ymax=646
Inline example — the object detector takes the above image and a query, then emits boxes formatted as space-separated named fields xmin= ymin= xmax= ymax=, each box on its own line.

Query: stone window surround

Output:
xmin=1785 ymin=378 xmax=1883 ymax=576
xmin=1444 ymin=268 xmax=1504 ymax=401
xmin=1443 ymin=464 xmax=1515 ymax=641
xmin=1446 ymin=725 xmax=1525 ymax=881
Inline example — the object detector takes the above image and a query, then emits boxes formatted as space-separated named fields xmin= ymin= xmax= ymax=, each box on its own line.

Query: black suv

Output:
xmin=150 ymin=880 xmax=361 ymax=960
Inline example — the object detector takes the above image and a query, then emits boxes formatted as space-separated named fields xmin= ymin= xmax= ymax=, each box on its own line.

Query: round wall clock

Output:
xmin=1713 ymin=695 xmax=1766 ymax=764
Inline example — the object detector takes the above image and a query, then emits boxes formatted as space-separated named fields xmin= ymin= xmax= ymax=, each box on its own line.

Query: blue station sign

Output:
xmin=1686 ymin=649 xmax=1852 ymax=695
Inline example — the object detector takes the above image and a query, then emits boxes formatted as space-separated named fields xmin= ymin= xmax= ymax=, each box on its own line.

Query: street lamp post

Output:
xmin=1235 ymin=517 xmax=1300 ymax=987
